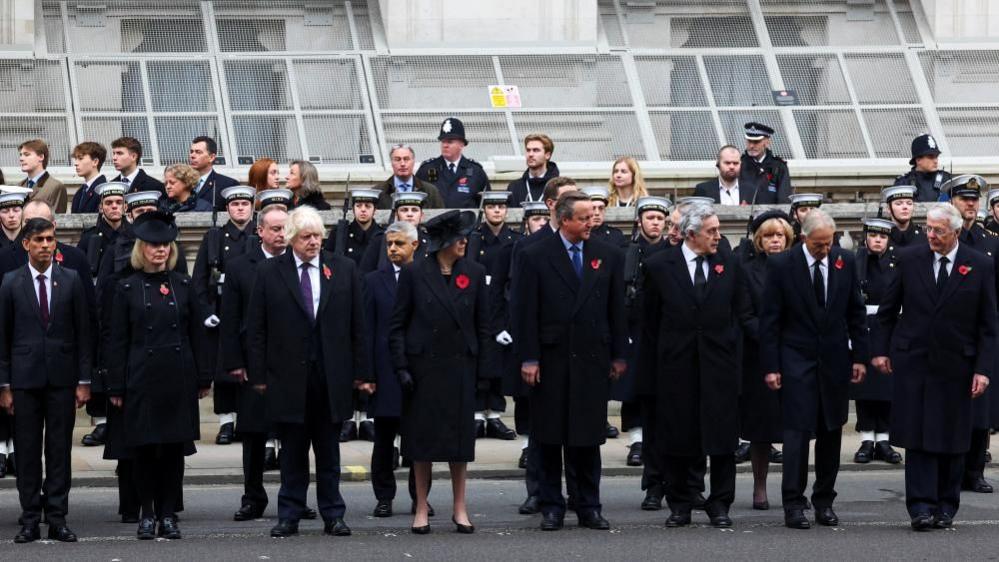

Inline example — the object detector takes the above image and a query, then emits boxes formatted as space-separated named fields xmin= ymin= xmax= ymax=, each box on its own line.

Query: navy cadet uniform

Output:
xmin=0 ymin=191 xmax=27 ymax=476
xmin=740 ymin=122 xmax=793 ymax=205
xmin=415 ymin=117 xmax=490 ymax=209
xmin=465 ymin=191 xmax=519 ymax=440
xmin=257 ymin=188 xmax=293 ymax=211
xmin=788 ymin=193 xmax=824 ymax=242
xmin=359 ymin=191 xmax=432 ymax=275
xmin=894 ymin=134 xmax=952 ymax=203
xmin=984 ymin=189 xmax=999 ymax=236
xmin=882 ymin=185 xmax=926 ymax=250
xmin=583 ymin=187 xmax=629 ymax=250
xmin=0 ymin=190 xmax=26 ymax=251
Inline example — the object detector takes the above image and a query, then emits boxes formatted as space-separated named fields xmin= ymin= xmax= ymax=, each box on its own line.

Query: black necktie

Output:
xmin=448 ymin=163 xmax=456 ymax=175
xmin=936 ymin=256 xmax=950 ymax=293
xmin=813 ymin=261 xmax=825 ymax=308
xmin=694 ymin=256 xmax=707 ymax=294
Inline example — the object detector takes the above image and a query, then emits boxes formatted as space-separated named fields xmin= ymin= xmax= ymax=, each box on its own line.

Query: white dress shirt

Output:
xmin=393 ymin=264 xmax=402 ymax=282
xmin=718 ymin=178 xmax=740 ymax=206
xmin=681 ymin=242 xmax=709 ymax=285
xmin=933 ymin=243 xmax=959 ymax=278
xmin=27 ymin=261 xmax=53 ymax=312
xmin=121 ymin=168 xmax=140 ymax=185
xmin=803 ymin=244 xmax=828 ymax=302
xmin=293 ymin=252 xmax=321 ymax=317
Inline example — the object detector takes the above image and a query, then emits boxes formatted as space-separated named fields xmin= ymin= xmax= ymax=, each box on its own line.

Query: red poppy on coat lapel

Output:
xmin=323 ymin=264 xmax=332 ymax=280
xmin=714 ymin=264 xmax=724 ymax=275
xmin=591 ymin=259 xmax=602 ymax=270
xmin=959 ymin=265 xmax=972 ymax=276
xmin=159 ymin=283 xmax=170 ymax=296
xmin=834 ymin=256 xmax=844 ymax=270
xmin=455 ymin=273 xmax=470 ymax=289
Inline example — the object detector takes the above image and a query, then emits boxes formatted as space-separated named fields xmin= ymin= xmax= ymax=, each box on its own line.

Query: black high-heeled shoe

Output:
xmin=452 ymin=516 xmax=475 ymax=534
xmin=411 ymin=524 xmax=432 ymax=535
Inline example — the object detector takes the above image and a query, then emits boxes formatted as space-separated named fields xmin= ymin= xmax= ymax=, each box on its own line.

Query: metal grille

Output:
xmin=792 ymin=109 xmax=869 ymax=159
xmin=511 ymin=112 xmax=646 ymax=162
xmin=844 ymin=54 xmax=918 ymax=104
xmin=155 ymin=116 xmax=226 ymax=164
xmin=293 ymin=59 xmax=365 ymax=111
xmin=497 ymin=55 xmax=632 ymax=108
xmin=369 ymin=56 xmax=497 ymax=110
xmin=232 ymin=115 xmax=302 ymax=162
xmin=0 ymin=118 xmax=72 ymax=167
xmin=46 ymin=1 xmax=207 ymax=54
xmin=213 ymin=0 xmax=372 ymax=52
xmin=704 ymin=55 xmax=773 ymax=107
xmin=937 ymin=107 xmax=999 ymax=157
xmin=79 ymin=116 xmax=150 ymax=154
xmin=147 ymin=61 xmax=216 ymax=112
xmin=919 ymin=51 xmax=999 ymax=105
xmin=633 ymin=56 xmax=707 ymax=107
xmin=303 ymin=115 xmax=374 ymax=164
xmin=599 ymin=0 xmax=625 ymax=47
xmin=380 ymin=113 xmax=514 ymax=163
xmin=762 ymin=0 xmax=901 ymax=47
xmin=73 ymin=60 xmax=145 ymax=112
xmin=43 ymin=10 xmax=65 ymax=53
xmin=719 ymin=110 xmax=792 ymax=158
xmin=611 ymin=1 xmax=757 ymax=49
xmin=0 ymin=59 xmax=67 ymax=113
xmin=223 ymin=60 xmax=293 ymax=111
xmin=775 ymin=55 xmax=851 ymax=106
xmin=894 ymin=1 xmax=923 ymax=44
xmin=648 ymin=111 xmax=719 ymax=160
xmin=862 ymin=108 xmax=929 ymax=158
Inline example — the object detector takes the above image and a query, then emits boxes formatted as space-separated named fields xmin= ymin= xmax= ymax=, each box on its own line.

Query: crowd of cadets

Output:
xmin=0 ymin=115 xmax=994 ymax=541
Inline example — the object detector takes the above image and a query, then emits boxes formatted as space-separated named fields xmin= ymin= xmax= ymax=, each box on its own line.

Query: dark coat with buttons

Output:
xmin=325 ymin=220 xmax=383 ymax=267
xmin=389 ymin=255 xmax=491 ymax=462
xmin=637 ymin=245 xmax=750 ymax=455
xmin=415 ymin=156 xmax=490 ymax=209
xmin=850 ymin=247 xmax=896 ymax=402
xmin=957 ymin=224 xmax=999 ymax=428
xmin=78 ymin=216 xmax=125 ymax=280
xmin=894 ymin=169 xmax=953 ymax=203
xmin=105 ymin=270 xmax=211 ymax=447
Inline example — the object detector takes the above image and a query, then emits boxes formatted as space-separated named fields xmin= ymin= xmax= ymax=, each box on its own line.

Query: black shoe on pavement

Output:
xmin=734 ymin=442 xmax=750 ymax=463
xmin=540 ymin=513 xmax=564 ymax=531
xmin=518 ymin=449 xmax=528 ymax=469
xmin=373 ymin=500 xmax=393 ymax=518
xmin=270 ymin=520 xmax=299 ymax=538
xmin=854 ymin=440 xmax=874 ymax=464
xmin=641 ymin=493 xmax=663 ymax=511
xmin=158 ymin=516 xmax=181 ymax=539
xmin=486 ymin=418 xmax=517 ymax=440
xmin=578 ymin=512 xmax=610 ymax=530
xmin=785 ymin=509 xmax=810 ymax=529
xmin=358 ymin=420 xmax=376 ymax=442
xmin=48 ymin=524 xmax=78 ymax=542
xmin=216 ymin=422 xmax=235 ymax=445
xmin=626 ymin=442 xmax=643 ymax=466
xmin=519 ymin=495 xmax=540 ymax=515
xmin=339 ymin=421 xmax=357 ymax=443
xmin=910 ymin=514 xmax=934 ymax=532
xmin=665 ymin=512 xmax=691 ymax=528
xmin=136 ymin=518 xmax=156 ymax=540
xmin=81 ymin=423 xmax=107 ymax=446
xmin=606 ymin=423 xmax=619 ymax=439
xmin=874 ymin=440 xmax=902 ymax=464
xmin=14 ymin=524 xmax=40 ymax=543
xmin=815 ymin=507 xmax=839 ymax=526
xmin=234 ymin=504 xmax=264 ymax=521
xmin=962 ymin=475 xmax=994 ymax=493
xmin=324 ymin=517 xmax=351 ymax=536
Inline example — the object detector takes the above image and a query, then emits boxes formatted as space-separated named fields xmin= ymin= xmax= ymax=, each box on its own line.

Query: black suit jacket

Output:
xmin=114 ymin=169 xmax=166 ymax=198
xmin=0 ymin=265 xmax=91 ymax=388
xmin=693 ymin=178 xmax=763 ymax=206
xmin=364 ymin=264 xmax=403 ymax=418
xmin=71 ymin=175 xmax=107 ymax=214
xmin=247 ymin=251 xmax=370 ymax=424
xmin=197 ymin=169 xmax=240 ymax=212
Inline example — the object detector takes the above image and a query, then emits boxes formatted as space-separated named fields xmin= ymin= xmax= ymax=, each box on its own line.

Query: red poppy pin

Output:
xmin=322 ymin=264 xmax=332 ymax=280
xmin=455 ymin=273 xmax=470 ymax=289
xmin=959 ymin=265 xmax=972 ymax=276
xmin=714 ymin=264 xmax=724 ymax=275
xmin=159 ymin=283 xmax=170 ymax=296
xmin=54 ymin=249 xmax=64 ymax=263
xmin=591 ymin=259 xmax=602 ymax=270
xmin=834 ymin=256 xmax=844 ymax=270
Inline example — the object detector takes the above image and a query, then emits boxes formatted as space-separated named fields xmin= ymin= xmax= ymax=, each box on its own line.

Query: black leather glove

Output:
xmin=397 ymin=370 xmax=415 ymax=393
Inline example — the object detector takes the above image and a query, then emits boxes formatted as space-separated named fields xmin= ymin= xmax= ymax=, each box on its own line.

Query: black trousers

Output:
xmin=782 ymin=424 xmax=842 ymax=511
xmin=665 ymin=454 xmax=735 ymax=516
xmin=275 ymin=365 xmax=345 ymax=523
xmin=513 ymin=396 xmax=530 ymax=435
xmin=905 ymin=448 xmax=963 ymax=518
xmin=639 ymin=397 xmax=665 ymax=497
xmin=13 ymin=387 xmax=76 ymax=527
xmin=620 ymin=400 xmax=642 ymax=432
xmin=213 ymin=380 xmax=240 ymax=415
xmin=117 ymin=459 xmax=140 ymax=518
xmin=85 ymin=392 xmax=108 ymax=417
xmin=474 ymin=378 xmax=506 ymax=412
xmin=241 ymin=432 xmax=269 ymax=510
xmin=854 ymin=400 xmax=891 ymax=433
xmin=134 ymin=442 xmax=185 ymax=520
xmin=537 ymin=443 xmax=600 ymax=518
xmin=965 ymin=428 xmax=989 ymax=480
xmin=371 ymin=416 xmax=421 ymax=502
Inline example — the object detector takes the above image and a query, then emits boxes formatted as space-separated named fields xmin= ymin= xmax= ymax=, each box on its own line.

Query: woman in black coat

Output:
xmin=389 ymin=210 xmax=490 ymax=534
xmin=106 ymin=211 xmax=211 ymax=540
xmin=737 ymin=210 xmax=793 ymax=510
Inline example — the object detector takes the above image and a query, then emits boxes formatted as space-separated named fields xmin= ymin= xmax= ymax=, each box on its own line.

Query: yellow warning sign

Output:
xmin=490 ymin=86 xmax=507 ymax=108
xmin=488 ymin=85 xmax=521 ymax=108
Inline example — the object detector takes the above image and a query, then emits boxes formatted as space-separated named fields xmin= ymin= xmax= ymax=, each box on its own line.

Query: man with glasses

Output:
xmin=375 ymin=145 xmax=444 ymax=210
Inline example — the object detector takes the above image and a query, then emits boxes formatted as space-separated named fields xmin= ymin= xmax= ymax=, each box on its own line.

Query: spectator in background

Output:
xmin=163 ymin=164 xmax=212 ymax=213
xmin=608 ymin=157 xmax=648 ymax=208
xmin=508 ymin=134 xmax=559 ymax=206
xmin=694 ymin=145 xmax=777 ymax=206
xmin=18 ymin=139 xmax=67 ymax=213
xmin=110 ymin=137 xmax=165 ymax=198
xmin=71 ymin=142 xmax=108 ymax=214
xmin=374 ymin=145 xmax=444 ymax=210
xmin=286 ymin=160 xmax=330 ymax=211
xmin=189 ymin=136 xmax=239 ymax=212
xmin=248 ymin=158 xmax=280 ymax=192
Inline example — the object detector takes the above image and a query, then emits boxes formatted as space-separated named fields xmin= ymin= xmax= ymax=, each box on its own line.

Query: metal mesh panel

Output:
xmin=232 ymin=115 xmax=302 ymax=162
xmin=0 ymin=118 xmax=72 ymax=167
xmin=147 ymin=60 xmax=215 ymax=112
xmin=719 ymin=110 xmax=792 ymax=158
xmin=369 ymin=56 xmax=497 ymax=110
xmin=648 ymin=111 xmax=719 ymax=160
xmin=223 ymin=60 xmax=293 ymax=111
xmin=893 ymin=1 xmax=923 ymax=44
xmin=380 ymin=113 xmax=513 ymax=163
xmin=497 ymin=55 xmax=632 ymax=108
xmin=155 ymin=116 xmax=226 ymax=164
xmin=0 ymin=59 xmax=67 ymax=113
xmin=80 ymin=116 xmax=151 ymax=155
xmin=762 ymin=1 xmax=901 ymax=47
xmin=775 ymin=55 xmax=851 ymax=106
xmin=937 ymin=107 xmax=999 ymax=157
xmin=213 ymin=1 xmax=357 ymax=52
xmin=633 ymin=56 xmax=706 ymax=107
xmin=43 ymin=9 xmax=65 ymax=53
xmin=704 ymin=55 xmax=773 ymax=107
xmin=52 ymin=1 xmax=206 ymax=54
xmin=862 ymin=108 xmax=928 ymax=158
xmin=599 ymin=0 xmax=625 ymax=48
xmin=844 ymin=54 xmax=918 ymax=104
xmin=511 ymin=111 xmax=646 ymax=161
xmin=303 ymin=115 xmax=373 ymax=164
xmin=73 ymin=60 xmax=145 ymax=112
xmin=293 ymin=59 xmax=364 ymax=111
xmin=918 ymin=51 xmax=999 ymax=105
xmin=614 ymin=1 xmax=756 ymax=48
xmin=792 ymin=109 xmax=868 ymax=159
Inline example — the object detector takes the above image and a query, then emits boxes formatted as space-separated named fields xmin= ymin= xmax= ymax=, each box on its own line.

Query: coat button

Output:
xmin=144 ymin=283 xmax=150 ymax=288
xmin=224 ymin=246 xmax=230 ymax=251
xmin=145 ymin=304 xmax=151 ymax=309
xmin=175 ymin=346 xmax=181 ymax=352
xmin=147 ymin=349 xmax=154 ymax=355
xmin=168 ymin=301 xmax=175 ymax=306
xmin=147 ymin=326 xmax=153 ymax=331
xmin=171 ymin=323 xmax=177 ymax=329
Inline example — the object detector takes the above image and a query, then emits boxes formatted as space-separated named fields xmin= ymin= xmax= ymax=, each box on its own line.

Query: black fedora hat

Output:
xmin=132 ymin=210 xmax=178 ymax=244
xmin=424 ymin=210 xmax=476 ymax=253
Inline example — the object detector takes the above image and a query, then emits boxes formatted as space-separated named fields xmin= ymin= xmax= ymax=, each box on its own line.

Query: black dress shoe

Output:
xmin=324 ymin=517 xmax=351 ymax=536
xmin=136 ymin=518 xmax=156 ymax=540
xmin=692 ymin=493 xmax=707 ymax=511
xmin=641 ymin=493 xmax=663 ymax=511
xmin=665 ymin=512 xmax=691 ymax=528
xmin=606 ymin=423 xmax=619 ymax=439
xmin=302 ymin=507 xmax=318 ymax=519
xmin=486 ymin=418 xmax=517 ymax=440
xmin=874 ymin=441 xmax=902 ymax=464
xmin=911 ymin=514 xmax=934 ymax=531
xmin=519 ymin=495 xmax=540 ymax=515
xmin=270 ymin=520 xmax=299 ymax=537
xmin=358 ymin=420 xmax=376 ymax=442
xmin=13 ymin=524 xmax=40 ymax=543
xmin=158 ymin=516 xmax=181 ymax=539
xmin=411 ymin=524 xmax=431 ymax=535
xmin=540 ymin=513 xmax=564 ymax=531
xmin=339 ymin=420 xmax=357 ymax=443
xmin=216 ymin=422 xmax=235 ymax=445
xmin=962 ymin=475 xmax=994 ymax=493
xmin=710 ymin=514 xmax=733 ymax=528
xmin=734 ymin=442 xmax=751 ymax=463
xmin=518 ymin=449 xmax=528 ymax=469
xmin=626 ymin=442 xmax=643 ymax=466
xmin=81 ymin=423 xmax=107 ymax=446
xmin=815 ymin=507 xmax=839 ymax=526
xmin=410 ymin=502 xmax=435 ymax=517
xmin=933 ymin=514 xmax=953 ymax=529
xmin=373 ymin=500 xmax=393 ymax=518
xmin=46 ymin=524 xmax=78 ymax=542
xmin=452 ymin=516 xmax=475 ymax=534
xmin=578 ymin=512 xmax=610 ymax=530
xmin=854 ymin=440 xmax=874 ymax=464
xmin=475 ymin=419 xmax=486 ymax=438
xmin=769 ymin=446 xmax=783 ymax=464
xmin=785 ymin=509 xmax=810 ymax=529
xmin=234 ymin=504 xmax=264 ymax=521
xmin=264 ymin=447 xmax=280 ymax=471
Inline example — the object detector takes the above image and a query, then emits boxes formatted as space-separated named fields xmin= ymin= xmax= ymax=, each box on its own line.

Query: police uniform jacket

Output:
xmin=894 ymin=169 xmax=953 ymax=203
xmin=415 ymin=156 xmax=490 ymax=209
xmin=740 ymin=150 xmax=792 ymax=204
xmin=325 ymin=220 xmax=384 ymax=267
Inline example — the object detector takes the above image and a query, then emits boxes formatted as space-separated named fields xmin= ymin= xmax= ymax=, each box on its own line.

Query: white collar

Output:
xmin=293 ymin=252 xmax=320 ymax=270
xmin=28 ymin=261 xmax=54 ymax=280
xmin=935 ymin=243 xmax=959 ymax=264
xmin=681 ymin=241 xmax=703 ymax=263
xmin=28 ymin=171 xmax=46 ymax=184
xmin=122 ymin=168 xmax=140 ymax=183
xmin=803 ymin=244 xmax=828 ymax=268
xmin=262 ymin=247 xmax=283 ymax=259
xmin=719 ymin=176 xmax=739 ymax=190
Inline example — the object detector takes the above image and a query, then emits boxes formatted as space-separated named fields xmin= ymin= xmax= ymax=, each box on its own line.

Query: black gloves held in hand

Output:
xmin=397 ymin=370 xmax=415 ymax=393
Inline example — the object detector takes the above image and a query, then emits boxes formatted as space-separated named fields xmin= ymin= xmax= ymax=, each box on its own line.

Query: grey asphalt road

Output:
xmin=1 ymin=470 xmax=997 ymax=561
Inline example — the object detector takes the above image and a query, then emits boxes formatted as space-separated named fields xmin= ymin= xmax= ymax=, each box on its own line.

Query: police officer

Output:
xmin=466 ymin=191 xmax=520 ymax=441
xmin=741 ymin=122 xmax=793 ymax=204
xmin=894 ymin=134 xmax=952 ymax=203
xmin=881 ymin=185 xmax=925 ymax=249
xmin=0 ymin=190 xmax=27 ymax=250
xmin=415 ymin=117 xmax=490 ymax=209
xmin=583 ymin=186 xmax=629 ymax=249
xmin=325 ymin=188 xmax=385 ymax=267
xmin=192 ymin=186 xmax=257 ymax=446
xmin=788 ymin=193 xmax=824 ymax=241
xmin=360 ymin=191 xmax=432 ymax=274
xmin=851 ymin=218 xmax=902 ymax=465
xmin=985 ymin=189 xmax=999 ymax=236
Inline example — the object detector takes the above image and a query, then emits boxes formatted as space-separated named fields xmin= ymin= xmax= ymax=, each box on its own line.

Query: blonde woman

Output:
xmin=163 ymin=164 xmax=212 ymax=213
xmin=607 ymin=157 xmax=649 ymax=207
xmin=286 ymin=160 xmax=331 ymax=210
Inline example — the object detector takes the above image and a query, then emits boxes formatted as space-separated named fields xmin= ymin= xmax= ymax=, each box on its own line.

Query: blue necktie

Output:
xmin=26 ymin=179 xmax=35 ymax=189
xmin=300 ymin=263 xmax=315 ymax=323
xmin=570 ymin=245 xmax=583 ymax=279
xmin=399 ymin=183 xmax=410 ymax=193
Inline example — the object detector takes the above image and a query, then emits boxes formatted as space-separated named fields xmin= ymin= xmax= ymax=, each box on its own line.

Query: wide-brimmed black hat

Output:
xmin=132 ymin=210 xmax=178 ymax=244
xmin=424 ymin=210 xmax=476 ymax=253
xmin=750 ymin=209 xmax=792 ymax=234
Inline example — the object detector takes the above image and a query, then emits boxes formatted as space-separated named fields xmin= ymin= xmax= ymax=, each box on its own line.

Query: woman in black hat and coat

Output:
xmin=389 ymin=210 xmax=491 ymax=534
xmin=106 ymin=211 xmax=212 ymax=540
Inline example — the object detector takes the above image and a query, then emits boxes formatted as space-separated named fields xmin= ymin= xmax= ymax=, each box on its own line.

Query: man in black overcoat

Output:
xmin=873 ymin=203 xmax=995 ymax=530
xmin=760 ymin=208 xmax=868 ymax=530
xmin=515 ymin=191 xmax=628 ymax=531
